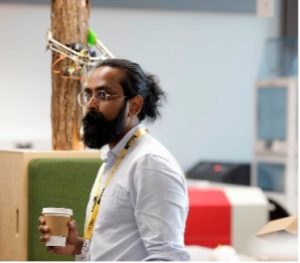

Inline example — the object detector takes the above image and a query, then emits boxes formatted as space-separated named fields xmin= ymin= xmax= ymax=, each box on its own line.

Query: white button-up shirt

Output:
xmin=78 ymin=124 xmax=190 ymax=261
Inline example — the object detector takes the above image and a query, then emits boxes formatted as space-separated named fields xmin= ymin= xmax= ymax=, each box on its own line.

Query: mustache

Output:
xmin=83 ymin=110 xmax=108 ymax=128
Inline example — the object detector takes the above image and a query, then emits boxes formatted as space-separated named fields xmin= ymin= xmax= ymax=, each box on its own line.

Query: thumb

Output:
xmin=68 ymin=219 xmax=77 ymax=232
xmin=67 ymin=219 xmax=79 ymax=244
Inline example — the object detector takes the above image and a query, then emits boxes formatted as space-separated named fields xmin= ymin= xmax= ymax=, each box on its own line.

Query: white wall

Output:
xmin=0 ymin=2 xmax=281 ymax=170
xmin=0 ymin=4 xmax=51 ymax=148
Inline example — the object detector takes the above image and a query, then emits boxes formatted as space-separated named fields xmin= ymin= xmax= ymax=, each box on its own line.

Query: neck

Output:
xmin=108 ymin=120 xmax=139 ymax=149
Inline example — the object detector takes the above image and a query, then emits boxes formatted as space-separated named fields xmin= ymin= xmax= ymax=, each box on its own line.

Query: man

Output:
xmin=39 ymin=59 xmax=190 ymax=261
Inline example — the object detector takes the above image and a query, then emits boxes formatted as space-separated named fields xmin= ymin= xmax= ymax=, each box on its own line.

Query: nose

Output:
xmin=86 ymin=95 xmax=98 ymax=111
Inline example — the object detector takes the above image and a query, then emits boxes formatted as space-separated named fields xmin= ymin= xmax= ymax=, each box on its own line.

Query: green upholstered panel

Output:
xmin=28 ymin=158 xmax=102 ymax=261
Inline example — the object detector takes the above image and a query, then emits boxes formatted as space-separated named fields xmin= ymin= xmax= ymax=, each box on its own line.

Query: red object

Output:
xmin=184 ymin=187 xmax=231 ymax=248
xmin=213 ymin=164 xmax=222 ymax=173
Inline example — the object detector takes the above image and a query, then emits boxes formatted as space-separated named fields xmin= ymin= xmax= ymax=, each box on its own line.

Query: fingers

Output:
xmin=38 ymin=224 xmax=49 ymax=233
xmin=40 ymin=233 xmax=50 ymax=242
xmin=38 ymin=215 xmax=49 ymax=234
xmin=38 ymin=215 xmax=46 ymax=225
xmin=38 ymin=215 xmax=50 ymax=243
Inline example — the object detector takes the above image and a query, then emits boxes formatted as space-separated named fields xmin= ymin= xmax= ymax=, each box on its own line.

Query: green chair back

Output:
xmin=28 ymin=158 xmax=102 ymax=261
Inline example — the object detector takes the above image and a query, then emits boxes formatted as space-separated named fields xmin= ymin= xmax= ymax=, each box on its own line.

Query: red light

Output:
xmin=213 ymin=164 xmax=222 ymax=173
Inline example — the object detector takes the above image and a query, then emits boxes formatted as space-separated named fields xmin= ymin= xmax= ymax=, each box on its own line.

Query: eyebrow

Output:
xmin=84 ymin=86 xmax=114 ymax=92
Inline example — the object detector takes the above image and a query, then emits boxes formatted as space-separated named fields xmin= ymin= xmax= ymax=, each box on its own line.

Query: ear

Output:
xmin=128 ymin=95 xmax=143 ymax=117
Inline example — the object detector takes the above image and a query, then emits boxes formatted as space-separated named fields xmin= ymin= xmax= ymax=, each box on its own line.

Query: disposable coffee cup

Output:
xmin=42 ymin=207 xmax=73 ymax=247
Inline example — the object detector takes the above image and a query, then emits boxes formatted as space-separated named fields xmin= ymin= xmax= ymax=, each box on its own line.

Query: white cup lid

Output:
xmin=42 ymin=207 xmax=73 ymax=216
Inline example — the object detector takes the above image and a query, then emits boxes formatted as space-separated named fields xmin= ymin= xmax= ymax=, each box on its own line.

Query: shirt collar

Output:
xmin=101 ymin=123 xmax=145 ymax=162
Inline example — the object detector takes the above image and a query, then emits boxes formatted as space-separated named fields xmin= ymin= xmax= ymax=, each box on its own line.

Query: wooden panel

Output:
xmin=0 ymin=150 xmax=99 ymax=260
xmin=0 ymin=151 xmax=25 ymax=260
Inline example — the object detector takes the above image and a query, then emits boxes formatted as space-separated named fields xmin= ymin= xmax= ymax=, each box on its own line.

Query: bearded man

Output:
xmin=39 ymin=59 xmax=190 ymax=261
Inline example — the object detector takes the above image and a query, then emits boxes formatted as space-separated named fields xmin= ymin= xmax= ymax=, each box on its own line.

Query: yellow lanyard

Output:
xmin=84 ymin=128 xmax=147 ymax=240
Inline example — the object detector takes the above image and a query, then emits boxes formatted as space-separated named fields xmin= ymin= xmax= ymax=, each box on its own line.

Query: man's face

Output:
xmin=82 ymin=66 xmax=128 ymax=149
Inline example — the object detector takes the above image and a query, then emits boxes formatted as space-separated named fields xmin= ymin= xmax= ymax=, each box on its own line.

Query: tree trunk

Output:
xmin=51 ymin=0 xmax=90 ymax=150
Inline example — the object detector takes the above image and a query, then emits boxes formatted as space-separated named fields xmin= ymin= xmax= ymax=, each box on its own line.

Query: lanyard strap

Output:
xmin=84 ymin=128 xmax=147 ymax=240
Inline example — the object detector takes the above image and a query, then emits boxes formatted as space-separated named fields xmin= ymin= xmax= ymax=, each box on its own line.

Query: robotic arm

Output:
xmin=47 ymin=29 xmax=115 ymax=79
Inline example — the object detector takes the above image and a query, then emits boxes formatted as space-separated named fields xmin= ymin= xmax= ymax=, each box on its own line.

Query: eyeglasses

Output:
xmin=77 ymin=90 xmax=127 ymax=107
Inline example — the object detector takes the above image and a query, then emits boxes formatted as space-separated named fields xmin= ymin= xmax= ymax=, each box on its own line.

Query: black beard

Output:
xmin=82 ymin=102 xmax=127 ymax=149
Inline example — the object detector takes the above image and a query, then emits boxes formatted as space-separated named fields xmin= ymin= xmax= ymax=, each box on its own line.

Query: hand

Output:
xmin=38 ymin=216 xmax=84 ymax=255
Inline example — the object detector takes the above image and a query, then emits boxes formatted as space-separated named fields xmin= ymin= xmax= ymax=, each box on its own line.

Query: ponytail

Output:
xmin=139 ymin=74 xmax=166 ymax=122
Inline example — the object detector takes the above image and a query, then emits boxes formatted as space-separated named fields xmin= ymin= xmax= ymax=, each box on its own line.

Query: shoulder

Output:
xmin=131 ymin=133 xmax=183 ymax=173
xmin=126 ymin=134 xmax=186 ymax=188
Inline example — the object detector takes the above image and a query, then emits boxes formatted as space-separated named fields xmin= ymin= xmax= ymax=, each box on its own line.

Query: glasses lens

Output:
xmin=78 ymin=90 xmax=118 ymax=107
xmin=97 ymin=90 xmax=108 ymax=101
xmin=78 ymin=92 xmax=86 ymax=106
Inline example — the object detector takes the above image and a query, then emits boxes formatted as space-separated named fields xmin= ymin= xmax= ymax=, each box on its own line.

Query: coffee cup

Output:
xmin=42 ymin=207 xmax=73 ymax=247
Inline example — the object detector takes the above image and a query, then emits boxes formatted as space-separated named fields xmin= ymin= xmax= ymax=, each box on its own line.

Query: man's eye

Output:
xmin=84 ymin=92 xmax=92 ymax=99
xmin=98 ymin=90 xmax=108 ymax=99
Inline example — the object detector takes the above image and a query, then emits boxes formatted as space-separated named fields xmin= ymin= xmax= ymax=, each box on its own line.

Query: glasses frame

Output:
xmin=77 ymin=90 xmax=127 ymax=107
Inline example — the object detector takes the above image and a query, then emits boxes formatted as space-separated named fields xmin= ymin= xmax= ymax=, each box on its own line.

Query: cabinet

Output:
xmin=252 ymin=77 xmax=298 ymax=215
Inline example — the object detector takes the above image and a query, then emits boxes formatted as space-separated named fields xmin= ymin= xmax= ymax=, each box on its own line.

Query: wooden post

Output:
xmin=51 ymin=0 xmax=90 ymax=150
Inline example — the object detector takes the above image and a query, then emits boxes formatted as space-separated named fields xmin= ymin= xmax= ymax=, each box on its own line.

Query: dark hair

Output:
xmin=95 ymin=58 xmax=166 ymax=122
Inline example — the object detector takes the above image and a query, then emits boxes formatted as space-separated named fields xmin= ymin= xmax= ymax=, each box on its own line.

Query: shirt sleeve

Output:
xmin=75 ymin=253 xmax=88 ymax=261
xmin=132 ymin=154 xmax=190 ymax=261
